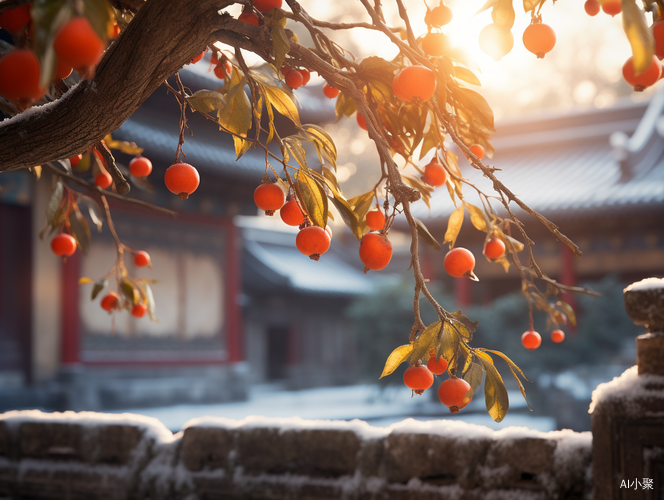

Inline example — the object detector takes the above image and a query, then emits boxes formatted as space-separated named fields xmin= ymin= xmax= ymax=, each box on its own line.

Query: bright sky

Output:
xmin=299 ymin=0 xmax=654 ymax=118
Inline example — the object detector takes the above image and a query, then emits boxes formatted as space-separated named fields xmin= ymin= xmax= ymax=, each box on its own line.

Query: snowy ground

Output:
xmin=113 ymin=383 xmax=557 ymax=432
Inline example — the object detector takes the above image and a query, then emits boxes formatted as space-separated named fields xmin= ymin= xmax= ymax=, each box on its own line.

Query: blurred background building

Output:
xmin=1 ymin=0 xmax=664 ymax=434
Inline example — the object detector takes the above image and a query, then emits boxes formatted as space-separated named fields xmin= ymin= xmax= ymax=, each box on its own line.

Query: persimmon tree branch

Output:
xmin=0 ymin=0 xmax=232 ymax=171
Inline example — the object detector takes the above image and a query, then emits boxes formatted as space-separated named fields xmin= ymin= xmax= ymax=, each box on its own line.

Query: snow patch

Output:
xmin=183 ymin=415 xmax=388 ymax=440
xmin=0 ymin=410 xmax=174 ymax=443
xmin=624 ymin=277 xmax=664 ymax=292
xmin=589 ymin=365 xmax=664 ymax=414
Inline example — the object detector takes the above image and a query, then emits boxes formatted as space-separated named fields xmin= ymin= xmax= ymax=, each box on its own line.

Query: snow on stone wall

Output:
xmin=0 ymin=410 xmax=592 ymax=499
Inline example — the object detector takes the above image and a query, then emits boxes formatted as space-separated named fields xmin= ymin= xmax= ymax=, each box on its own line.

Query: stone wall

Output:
xmin=0 ymin=410 xmax=592 ymax=500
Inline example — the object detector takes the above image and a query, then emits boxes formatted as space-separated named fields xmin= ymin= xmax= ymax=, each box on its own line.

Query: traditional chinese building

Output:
xmin=411 ymin=92 xmax=664 ymax=306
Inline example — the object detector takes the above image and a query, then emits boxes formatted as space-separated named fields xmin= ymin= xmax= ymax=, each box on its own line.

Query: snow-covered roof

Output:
xmin=413 ymin=92 xmax=664 ymax=223
xmin=238 ymin=216 xmax=377 ymax=296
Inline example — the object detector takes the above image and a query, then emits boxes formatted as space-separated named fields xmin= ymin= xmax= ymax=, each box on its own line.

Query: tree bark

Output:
xmin=0 ymin=0 xmax=232 ymax=171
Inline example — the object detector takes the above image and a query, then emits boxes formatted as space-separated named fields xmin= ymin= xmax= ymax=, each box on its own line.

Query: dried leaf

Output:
xmin=484 ymin=348 xmax=531 ymax=409
xmin=270 ymin=23 xmax=291 ymax=72
xmin=409 ymin=321 xmax=442 ymax=365
xmin=462 ymin=359 xmax=485 ymax=399
xmin=622 ymin=0 xmax=654 ymax=74
xmin=187 ymin=89 xmax=226 ymax=113
xmin=261 ymin=82 xmax=302 ymax=127
xmin=218 ymin=79 xmax=252 ymax=137
xmin=295 ymin=172 xmax=328 ymax=228
xmin=78 ymin=277 xmax=94 ymax=284
xmin=454 ymin=66 xmax=481 ymax=86
xmin=104 ymin=135 xmax=143 ymax=155
xmin=556 ymin=300 xmax=577 ymax=327
xmin=465 ymin=203 xmax=488 ymax=232
xmin=69 ymin=208 xmax=91 ymax=255
xmin=303 ymin=124 xmax=337 ymax=169
xmin=491 ymin=0 xmax=515 ymax=29
xmin=443 ymin=205 xmax=464 ymax=248
xmin=476 ymin=352 xmax=509 ymax=422
xmin=414 ymin=217 xmax=441 ymax=251
xmin=380 ymin=344 xmax=413 ymax=379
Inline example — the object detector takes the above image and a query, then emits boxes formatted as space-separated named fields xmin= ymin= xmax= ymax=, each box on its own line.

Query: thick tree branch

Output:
xmin=0 ymin=0 xmax=232 ymax=172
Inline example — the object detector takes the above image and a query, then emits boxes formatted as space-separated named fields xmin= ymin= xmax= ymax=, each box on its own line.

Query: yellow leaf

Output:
xmin=187 ymin=90 xmax=226 ymax=113
xmin=294 ymin=171 xmax=328 ymax=228
xmin=380 ymin=344 xmax=413 ymax=379
xmin=78 ymin=277 xmax=94 ymax=284
xmin=443 ymin=205 xmax=464 ymax=248
xmin=218 ymin=79 xmax=252 ymax=137
xmin=261 ymin=83 xmax=302 ymax=127
xmin=622 ymin=0 xmax=655 ymax=75
xmin=465 ymin=202 xmax=488 ymax=232
xmin=477 ymin=353 xmax=509 ymax=422
xmin=234 ymin=136 xmax=252 ymax=159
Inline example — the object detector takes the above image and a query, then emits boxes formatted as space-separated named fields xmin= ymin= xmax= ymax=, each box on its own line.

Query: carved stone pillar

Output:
xmin=591 ymin=277 xmax=664 ymax=499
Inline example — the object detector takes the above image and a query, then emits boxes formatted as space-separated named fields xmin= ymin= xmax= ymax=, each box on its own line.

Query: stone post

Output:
xmin=591 ymin=277 xmax=664 ymax=500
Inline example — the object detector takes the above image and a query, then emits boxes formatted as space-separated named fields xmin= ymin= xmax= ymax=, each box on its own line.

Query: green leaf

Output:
xmin=120 ymin=278 xmax=139 ymax=305
xmin=82 ymin=0 xmax=111 ymax=41
xmin=270 ymin=23 xmax=291 ymax=72
xmin=454 ymin=66 xmax=481 ymax=86
xmin=622 ymin=0 xmax=654 ymax=74
xmin=380 ymin=344 xmax=413 ymax=379
xmin=91 ymin=280 xmax=108 ymax=300
xmin=188 ymin=90 xmax=226 ymax=113
xmin=69 ymin=209 xmax=91 ymax=255
xmin=443 ymin=205 xmax=464 ymax=248
xmin=260 ymin=82 xmax=302 ymax=127
xmin=218 ymin=79 xmax=253 ymax=137
xmin=414 ymin=217 xmax=441 ymax=251
xmin=476 ymin=351 xmax=509 ymax=422
xmin=491 ymin=0 xmax=515 ymax=29
xmin=465 ymin=202 xmax=488 ymax=232
xmin=409 ymin=321 xmax=442 ymax=365
xmin=32 ymin=0 xmax=69 ymax=87
xmin=78 ymin=195 xmax=103 ymax=232
xmin=46 ymin=180 xmax=64 ymax=224
xmin=295 ymin=172 xmax=328 ymax=228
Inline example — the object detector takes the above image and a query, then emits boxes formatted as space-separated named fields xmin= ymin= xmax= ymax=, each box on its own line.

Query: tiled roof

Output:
xmin=239 ymin=218 xmax=377 ymax=296
xmin=411 ymin=93 xmax=664 ymax=223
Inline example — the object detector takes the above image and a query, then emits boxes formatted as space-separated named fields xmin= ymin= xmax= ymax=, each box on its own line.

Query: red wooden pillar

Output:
xmin=226 ymin=223 xmax=243 ymax=362
xmin=60 ymin=253 xmax=81 ymax=366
